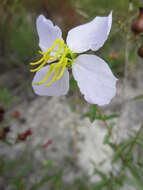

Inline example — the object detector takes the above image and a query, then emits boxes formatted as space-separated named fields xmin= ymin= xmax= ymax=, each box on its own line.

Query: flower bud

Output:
xmin=138 ymin=44 xmax=143 ymax=58
xmin=0 ymin=127 xmax=10 ymax=140
xmin=0 ymin=129 xmax=6 ymax=140
xmin=131 ymin=7 xmax=143 ymax=34
xmin=4 ymin=126 xmax=10 ymax=134
xmin=0 ymin=107 xmax=5 ymax=122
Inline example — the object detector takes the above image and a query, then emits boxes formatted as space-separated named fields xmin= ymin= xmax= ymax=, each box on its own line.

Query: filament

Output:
xmin=33 ymin=64 xmax=55 ymax=85
xmin=46 ymin=65 xmax=61 ymax=87
xmin=30 ymin=38 xmax=74 ymax=87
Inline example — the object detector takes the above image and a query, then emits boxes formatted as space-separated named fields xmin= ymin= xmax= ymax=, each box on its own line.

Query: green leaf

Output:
xmin=102 ymin=113 xmax=119 ymax=120
xmin=126 ymin=163 xmax=143 ymax=190
xmin=104 ymin=125 xmax=113 ymax=144
xmin=126 ymin=177 xmax=143 ymax=190
xmin=90 ymin=179 xmax=109 ymax=190
xmin=137 ymin=139 xmax=143 ymax=148
xmin=30 ymin=175 xmax=52 ymax=190
xmin=96 ymin=113 xmax=119 ymax=121
xmin=113 ymin=140 xmax=133 ymax=162
xmin=12 ymin=162 xmax=32 ymax=186
xmin=93 ymin=168 xmax=108 ymax=181
xmin=54 ymin=169 xmax=63 ymax=188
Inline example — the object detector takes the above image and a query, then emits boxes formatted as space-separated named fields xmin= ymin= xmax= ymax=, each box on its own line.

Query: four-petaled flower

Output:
xmin=30 ymin=12 xmax=117 ymax=106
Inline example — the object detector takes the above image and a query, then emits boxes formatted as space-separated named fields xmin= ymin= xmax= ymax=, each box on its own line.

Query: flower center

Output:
xmin=30 ymin=38 xmax=75 ymax=87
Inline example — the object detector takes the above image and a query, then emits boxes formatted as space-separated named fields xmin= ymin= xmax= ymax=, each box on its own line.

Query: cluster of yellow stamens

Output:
xmin=30 ymin=39 xmax=74 ymax=87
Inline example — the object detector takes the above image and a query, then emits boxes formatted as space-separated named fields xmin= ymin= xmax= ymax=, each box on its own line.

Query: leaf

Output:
xmin=93 ymin=168 xmax=108 ymax=181
xmin=96 ymin=113 xmax=119 ymax=121
xmin=137 ymin=139 xmax=143 ymax=148
xmin=126 ymin=163 xmax=143 ymax=190
xmin=126 ymin=177 xmax=143 ymax=190
xmin=54 ymin=169 xmax=63 ymax=188
xmin=94 ymin=180 xmax=109 ymax=189
xmin=30 ymin=176 xmax=51 ymax=190
xmin=90 ymin=179 xmax=109 ymax=190
xmin=113 ymin=140 xmax=133 ymax=162
xmin=12 ymin=162 xmax=32 ymax=186
xmin=104 ymin=125 xmax=113 ymax=144
xmin=128 ymin=164 xmax=142 ymax=179
xmin=102 ymin=113 xmax=119 ymax=120
xmin=30 ymin=169 xmax=63 ymax=190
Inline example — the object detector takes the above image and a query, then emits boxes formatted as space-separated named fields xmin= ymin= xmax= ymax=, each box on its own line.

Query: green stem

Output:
xmin=96 ymin=107 xmax=112 ymax=137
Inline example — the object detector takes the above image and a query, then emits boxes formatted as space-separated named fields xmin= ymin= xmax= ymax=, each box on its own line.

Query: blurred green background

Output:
xmin=0 ymin=0 xmax=142 ymax=107
xmin=0 ymin=1 xmax=143 ymax=190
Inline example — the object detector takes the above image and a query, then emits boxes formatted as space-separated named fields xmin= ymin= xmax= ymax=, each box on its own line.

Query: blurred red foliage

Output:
xmin=12 ymin=110 xmax=20 ymax=119
xmin=0 ymin=107 xmax=5 ymax=122
xmin=18 ymin=129 xmax=32 ymax=141
xmin=0 ymin=127 xmax=10 ymax=140
xmin=43 ymin=139 xmax=53 ymax=148
xmin=42 ymin=0 xmax=81 ymax=38
xmin=131 ymin=7 xmax=143 ymax=35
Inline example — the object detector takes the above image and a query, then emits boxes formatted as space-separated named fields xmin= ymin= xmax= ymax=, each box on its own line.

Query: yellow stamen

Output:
xmin=57 ymin=58 xmax=68 ymax=80
xmin=39 ymin=50 xmax=44 ymax=55
xmin=49 ymin=40 xmax=64 ymax=61
xmin=30 ymin=39 xmax=62 ymax=69
xmin=30 ymin=38 xmax=75 ymax=87
xmin=44 ymin=46 xmax=68 ymax=86
xmin=30 ymin=56 xmax=45 ymax=66
xmin=33 ymin=64 xmax=55 ymax=85
xmin=46 ymin=64 xmax=61 ymax=87
xmin=56 ymin=47 xmax=69 ymax=80
xmin=30 ymin=53 xmax=50 ymax=72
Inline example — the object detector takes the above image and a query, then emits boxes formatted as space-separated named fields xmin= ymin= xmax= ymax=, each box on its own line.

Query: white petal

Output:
xmin=36 ymin=15 xmax=62 ymax=52
xmin=72 ymin=54 xmax=117 ymax=106
xmin=66 ymin=12 xmax=112 ymax=53
xmin=32 ymin=65 xmax=69 ymax=96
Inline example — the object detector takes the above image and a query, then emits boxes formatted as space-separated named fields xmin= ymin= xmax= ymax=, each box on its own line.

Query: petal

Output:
xmin=66 ymin=12 xmax=112 ymax=53
xmin=72 ymin=54 xmax=117 ymax=106
xmin=36 ymin=15 xmax=62 ymax=52
xmin=32 ymin=65 xmax=69 ymax=96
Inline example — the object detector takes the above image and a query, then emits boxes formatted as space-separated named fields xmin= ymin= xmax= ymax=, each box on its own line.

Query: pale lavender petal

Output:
xmin=32 ymin=65 xmax=69 ymax=96
xmin=36 ymin=15 xmax=62 ymax=52
xmin=66 ymin=12 xmax=112 ymax=53
xmin=72 ymin=54 xmax=117 ymax=105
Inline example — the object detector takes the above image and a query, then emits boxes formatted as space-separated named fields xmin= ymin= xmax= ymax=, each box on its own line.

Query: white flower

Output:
xmin=30 ymin=12 xmax=117 ymax=106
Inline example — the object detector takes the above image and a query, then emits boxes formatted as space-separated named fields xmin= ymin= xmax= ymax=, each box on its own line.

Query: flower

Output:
xmin=30 ymin=12 xmax=117 ymax=106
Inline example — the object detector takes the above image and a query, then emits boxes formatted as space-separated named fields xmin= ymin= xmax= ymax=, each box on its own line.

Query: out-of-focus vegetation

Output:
xmin=0 ymin=0 xmax=142 ymax=76
xmin=0 ymin=0 xmax=143 ymax=189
